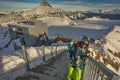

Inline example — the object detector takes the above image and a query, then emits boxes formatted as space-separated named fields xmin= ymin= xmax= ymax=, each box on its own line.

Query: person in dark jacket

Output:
xmin=67 ymin=41 xmax=88 ymax=80
xmin=72 ymin=42 xmax=87 ymax=80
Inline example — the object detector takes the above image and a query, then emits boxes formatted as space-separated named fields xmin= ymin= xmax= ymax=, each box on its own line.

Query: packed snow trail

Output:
xmin=16 ymin=51 xmax=68 ymax=80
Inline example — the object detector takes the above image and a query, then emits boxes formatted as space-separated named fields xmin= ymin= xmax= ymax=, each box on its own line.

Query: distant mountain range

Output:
xmin=84 ymin=8 xmax=120 ymax=14
xmin=82 ymin=8 xmax=120 ymax=20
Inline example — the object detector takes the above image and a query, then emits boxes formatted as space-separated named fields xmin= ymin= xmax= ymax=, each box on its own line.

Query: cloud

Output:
xmin=52 ymin=0 xmax=107 ymax=11
xmin=0 ymin=0 xmax=40 ymax=3
xmin=52 ymin=3 xmax=96 ymax=11
xmin=97 ymin=3 xmax=120 ymax=7
xmin=0 ymin=1 xmax=38 ymax=7
xmin=0 ymin=0 xmax=96 ymax=11
xmin=55 ymin=1 xmax=84 ymax=5
xmin=0 ymin=1 xmax=39 ymax=11
xmin=0 ymin=0 xmax=120 ymax=11
xmin=52 ymin=1 xmax=120 ymax=11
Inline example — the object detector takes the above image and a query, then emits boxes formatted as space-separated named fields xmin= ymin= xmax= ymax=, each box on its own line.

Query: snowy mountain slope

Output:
xmin=22 ymin=5 xmax=62 ymax=16
xmin=104 ymin=26 xmax=120 ymax=52
xmin=22 ymin=0 xmax=62 ymax=16
xmin=86 ymin=25 xmax=120 ymax=75
xmin=0 ymin=26 xmax=11 ymax=49
xmin=102 ymin=26 xmax=120 ymax=74
xmin=37 ymin=16 xmax=77 ymax=26
xmin=48 ymin=20 xmax=120 ymax=40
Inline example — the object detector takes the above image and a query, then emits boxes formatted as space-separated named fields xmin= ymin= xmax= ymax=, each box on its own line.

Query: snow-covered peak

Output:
xmin=22 ymin=4 xmax=62 ymax=16
xmin=40 ymin=0 xmax=52 ymax=7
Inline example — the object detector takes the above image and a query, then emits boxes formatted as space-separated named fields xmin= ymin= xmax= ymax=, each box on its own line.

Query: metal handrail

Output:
xmin=0 ymin=44 xmax=68 ymax=80
xmin=22 ymin=44 xmax=68 ymax=71
xmin=82 ymin=57 xmax=120 ymax=80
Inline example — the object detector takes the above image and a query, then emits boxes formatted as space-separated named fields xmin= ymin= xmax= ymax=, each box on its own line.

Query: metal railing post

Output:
xmin=21 ymin=38 xmax=30 ymax=71
xmin=92 ymin=65 xmax=97 ymax=80
xmin=58 ymin=45 xmax=59 ymax=54
xmin=64 ymin=45 xmax=66 ymax=52
xmin=42 ymin=46 xmax=46 ymax=62
xmin=62 ymin=45 xmax=63 ymax=52
xmin=60 ymin=45 xmax=61 ymax=54
xmin=51 ymin=46 xmax=53 ymax=56
xmin=56 ymin=46 xmax=57 ymax=55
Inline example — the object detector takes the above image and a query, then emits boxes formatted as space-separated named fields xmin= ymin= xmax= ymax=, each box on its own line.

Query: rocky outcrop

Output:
xmin=41 ymin=0 xmax=52 ymax=7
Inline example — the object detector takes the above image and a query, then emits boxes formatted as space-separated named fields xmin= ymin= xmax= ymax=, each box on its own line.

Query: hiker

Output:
xmin=67 ymin=41 xmax=87 ymax=80
xmin=72 ymin=41 xmax=89 ymax=80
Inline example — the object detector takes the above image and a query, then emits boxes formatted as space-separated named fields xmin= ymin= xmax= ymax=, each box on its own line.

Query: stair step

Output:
xmin=30 ymin=64 xmax=45 ymax=73
xmin=16 ymin=52 xmax=68 ymax=80
xmin=44 ymin=66 xmax=53 ymax=71
xmin=28 ymin=71 xmax=57 ymax=80
xmin=30 ymin=78 xmax=38 ymax=80
xmin=44 ymin=70 xmax=57 ymax=77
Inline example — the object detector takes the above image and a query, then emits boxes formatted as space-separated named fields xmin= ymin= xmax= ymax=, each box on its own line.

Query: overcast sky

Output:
xmin=0 ymin=0 xmax=120 ymax=11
